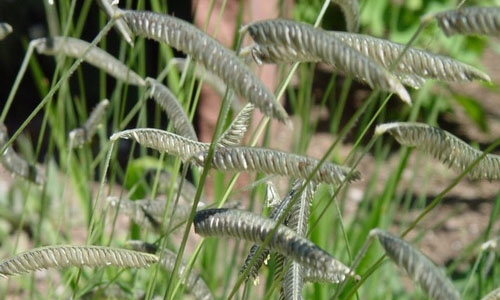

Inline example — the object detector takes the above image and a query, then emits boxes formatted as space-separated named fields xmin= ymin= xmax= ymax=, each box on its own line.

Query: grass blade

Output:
xmin=376 ymin=122 xmax=500 ymax=180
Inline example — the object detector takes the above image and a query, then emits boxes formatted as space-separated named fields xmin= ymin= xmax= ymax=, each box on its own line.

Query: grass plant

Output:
xmin=0 ymin=0 xmax=499 ymax=299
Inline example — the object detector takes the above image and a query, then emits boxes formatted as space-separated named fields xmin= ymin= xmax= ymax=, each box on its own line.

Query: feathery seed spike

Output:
xmin=110 ymin=105 xmax=252 ymax=161
xmin=119 ymin=10 xmax=289 ymax=124
xmin=107 ymin=196 xmax=206 ymax=231
xmin=192 ymin=146 xmax=360 ymax=185
xmin=168 ymin=58 xmax=242 ymax=111
xmin=218 ymin=103 xmax=254 ymax=147
xmin=376 ymin=122 xmax=500 ymax=180
xmin=481 ymin=287 xmax=500 ymax=300
xmin=110 ymin=128 xmax=208 ymax=161
xmin=481 ymin=236 xmax=500 ymax=252
xmin=330 ymin=31 xmax=491 ymax=83
xmin=429 ymin=6 xmax=500 ymax=37
xmin=330 ymin=0 xmax=360 ymax=32
xmin=0 ymin=23 xmax=13 ymax=40
xmin=98 ymin=0 xmax=134 ymax=46
xmin=370 ymin=229 xmax=461 ymax=300
xmin=34 ymin=37 xmax=145 ymax=86
xmin=241 ymin=179 xmax=304 ymax=282
xmin=194 ymin=208 xmax=356 ymax=283
xmin=0 ymin=124 xmax=45 ymax=185
xmin=241 ymin=19 xmax=412 ymax=104
xmin=69 ymin=99 xmax=110 ymax=148
xmin=0 ymin=245 xmax=158 ymax=277
xmin=279 ymin=181 xmax=316 ymax=300
xmin=145 ymin=78 xmax=198 ymax=141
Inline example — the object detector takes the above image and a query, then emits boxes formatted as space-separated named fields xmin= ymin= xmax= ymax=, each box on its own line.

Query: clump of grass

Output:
xmin=1 ymin=1 xmax=498 ymax=299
